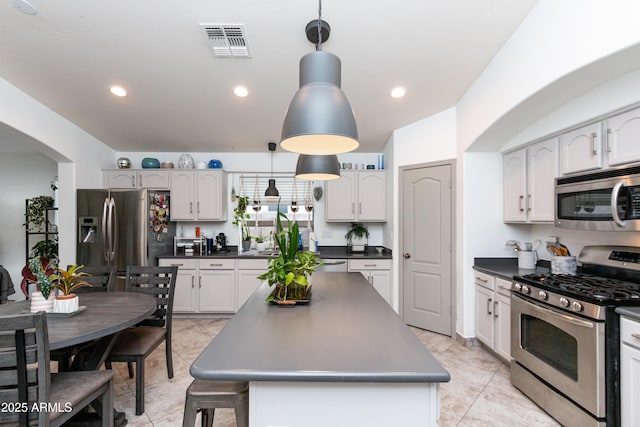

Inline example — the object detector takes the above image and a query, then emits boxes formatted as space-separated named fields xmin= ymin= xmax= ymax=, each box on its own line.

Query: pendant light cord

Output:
xmin=316 ymin=0 xmax=322 ymax=51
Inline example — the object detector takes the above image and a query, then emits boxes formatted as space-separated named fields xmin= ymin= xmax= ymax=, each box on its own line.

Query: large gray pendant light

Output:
xmin=265 ymin=142 xmax=279 ymax=197
xmin=295 ymin=154 xmax=340 ymax=181
xmin=280 ymin=1 xmax=358 ymax=155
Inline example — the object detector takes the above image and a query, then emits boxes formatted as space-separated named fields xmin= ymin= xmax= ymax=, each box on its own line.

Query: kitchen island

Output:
xmin=190 ymin=271 xmax=450 ymax=427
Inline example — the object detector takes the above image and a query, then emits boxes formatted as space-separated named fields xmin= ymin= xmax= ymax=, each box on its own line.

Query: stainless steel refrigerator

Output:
xmin=76 ymin=189 xmax=175 ymax=290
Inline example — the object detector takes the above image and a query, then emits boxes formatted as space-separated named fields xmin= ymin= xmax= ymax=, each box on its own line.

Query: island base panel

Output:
xmin=249 ymin=381 xmax=440 ymax=427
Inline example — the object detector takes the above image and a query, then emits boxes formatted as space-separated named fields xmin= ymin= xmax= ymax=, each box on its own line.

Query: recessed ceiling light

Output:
xmin=13 ymin=0 xmax=37 ymax=15
xmin=391 ymin=86 xmax=407 ymax=98
xmin=109 ymin=86 xmax=127 ymax=97
xmin=233 ymin=85 xmax=249 ymax=97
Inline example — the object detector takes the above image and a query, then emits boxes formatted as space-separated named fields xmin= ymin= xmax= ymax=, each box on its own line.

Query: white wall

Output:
xmin=0 ymin=77 xmax=116 ymax=271
xmin=457 ymin=0 xmax=640 ymax=152
xmin=0 ymin=154 xmax=57 ymax=301
xmin=390 ymin=107 xmax=457 ymax=312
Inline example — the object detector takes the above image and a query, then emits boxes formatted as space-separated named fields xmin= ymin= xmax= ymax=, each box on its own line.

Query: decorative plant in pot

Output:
xmin=20 ymin=238 xmax=59 ymax=298
xmin=49 ymin=265 xmax=92 ymax=313
xmin=24 ymin=195 xmax=54 ymax=231
xmin=345 ymin=222 xmax=369 ymax=253
xmin=233 ymin=196 xmax=251 ymax=251
xmin=26 ymin=257 xmax=57 ymax=312
xmin=25 ymin=260 xmax=92 ymax=313
xmin=257 ymin=212 xmax=320 ymax=305
xmin=255 ymin=234 xmax=267 ymax=252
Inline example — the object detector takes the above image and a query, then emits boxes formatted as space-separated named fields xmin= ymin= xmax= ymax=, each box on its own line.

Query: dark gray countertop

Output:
xmin=616 ymin=306 xmax=640 ymax=320
xmin=190 ymin=271 xmax=449 ymax=383
xmin=161 ymin=245 xmax=393 ymax=260
xmin=473 ymin=257 xmax=549 ymax=280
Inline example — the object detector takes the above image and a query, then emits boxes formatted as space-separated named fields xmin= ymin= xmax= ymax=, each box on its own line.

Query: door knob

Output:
xmin=404 ymin=253 xmax=411 ymax=259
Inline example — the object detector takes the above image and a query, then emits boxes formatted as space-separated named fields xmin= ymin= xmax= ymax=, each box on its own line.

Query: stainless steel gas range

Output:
xmin=511 ymin=246 xmax=640 ymax=427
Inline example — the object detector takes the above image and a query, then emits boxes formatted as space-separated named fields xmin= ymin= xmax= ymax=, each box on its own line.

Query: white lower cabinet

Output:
xmin=621 ymin=316 xmax=640 ymax=427
xmin=348 ymin=259 xmax=391 ymax=305
xmin=159 ymin=258 xmax=236 ymax=313
xmin=474 ymin=271 xmax=511 ymax=362
xmin=237 ymin=259 xmax=268 ymax=310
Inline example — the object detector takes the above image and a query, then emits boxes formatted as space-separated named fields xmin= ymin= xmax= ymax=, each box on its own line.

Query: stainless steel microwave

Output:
xmin=555 ymin=164 xmax=640 ymax=231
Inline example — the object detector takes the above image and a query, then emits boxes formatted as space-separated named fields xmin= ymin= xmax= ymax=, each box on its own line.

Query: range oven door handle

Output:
xmin=611 ymin=181 xmax=627 ymax=227
xmin=524 ymin=297 xmax=595 ymax=329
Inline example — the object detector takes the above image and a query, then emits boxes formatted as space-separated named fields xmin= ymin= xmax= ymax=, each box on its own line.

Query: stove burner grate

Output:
xmin=518 ymin=273 xmax=640 ymax=304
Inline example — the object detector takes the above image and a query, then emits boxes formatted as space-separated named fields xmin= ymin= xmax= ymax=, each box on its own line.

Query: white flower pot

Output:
xmin=256 ymin=242 xmax=267 ymax=252
xmin=30 ymin=291 xmax=55 ymax=313
xmin=53 ymin=294 xmax=79 ymax=313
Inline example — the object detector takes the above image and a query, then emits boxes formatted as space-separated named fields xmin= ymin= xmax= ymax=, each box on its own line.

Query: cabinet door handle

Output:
xmin=352 ymin=202 xmax=355 ymax=214
xmin=606 ymin=128 xmax=612 ymax=153
xmin=197 ymin=202 xmax=200 ymax=214
xmin=199 ymin=276 xmax=202 ymax=288
xmin=519 ymin=195 xmax=524 ymax=212
xmin=494 ymin=300 xmax=499 ymax=318
xmin=139 ymin=174 xmax=143 ymax=187
xmin=170 ymin=263 xmax=184 ymax=267
xmin=632 ymin=333 xmax=640 ymax=340
xmin=191 ymin=276 xmax=194 ymax=288
xmin=527 ymin=194 xmax=532 ymax=212
xmin=359 ymin=202 xmax=362 ymax=214
xmin=190 ymin=202 xmax=193 ymax=214
xmin=590 ymin=132 xmax=597 ymax=155
xmin=487 ymin=298 xmax=493 ymax=315
xmin=132 ymin=176 xmax=136 ymax=188
xmin=476 ymin=277 xmax=488 ymax=283
xmin=364 ymin=264 xmax=377 ymax=267
xmin=209 ymin=263 xmax=223 ymax=267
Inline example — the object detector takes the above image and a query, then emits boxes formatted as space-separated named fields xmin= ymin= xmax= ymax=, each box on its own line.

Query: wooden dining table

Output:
xmin=0 ymin=291 xmax=157 ymax=426
xmin=1 ymin=292 xmax=156 ymax=359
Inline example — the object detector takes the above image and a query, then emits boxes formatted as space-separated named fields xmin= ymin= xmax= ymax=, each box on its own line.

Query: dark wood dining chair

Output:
xmin=105 ymin=265 xmax=178 ymax=415
xmin=0 ymin=311 xmax=115 ymax=427
xmin=67 ymin=265 xmax=115 ymax=293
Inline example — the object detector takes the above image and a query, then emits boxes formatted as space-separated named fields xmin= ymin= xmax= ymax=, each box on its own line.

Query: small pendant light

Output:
xmin=295 ymin=154 xmax=341 ymax=181
xmin=280 ymin=1 xmax=358 ymax=155
xmin=265 ymin=142 xmax=279 ymax=197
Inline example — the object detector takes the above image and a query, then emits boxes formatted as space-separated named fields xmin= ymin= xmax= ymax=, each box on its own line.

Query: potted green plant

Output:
xmin=20 ymin=239 xmax=59 ymax=298
xmin=258 ymin=212 xmax=320 ymax=304
xmin=50 ymin=265 xmax=92 ymax=313
xmin=255 ymin=234 xmax=267 ymax=252
xmin=25 ymin=257 xmax=57 ymax=312
xmin=345 ymin=222 xmax=369 ymax=253
xmin=233 ymin=196 xmax=251 ymax=251
xmin=24 ymin=195 xmax=54 ymax=231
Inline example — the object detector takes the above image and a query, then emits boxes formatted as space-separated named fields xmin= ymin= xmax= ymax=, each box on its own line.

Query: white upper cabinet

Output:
xmin=106 ymin=170 xmax=170 ymax=189
xmin=604 ymin=107 xmax=640 ymax=167
xmin=325 ymin=171 xmax=386 ymax=222
xmin=170 ymin=170 xmax=227 ymax=221
xmin=559 ymin=123 xmax=603 ymax=175
xmin=503 ymin=138 xmax=557 ymax=223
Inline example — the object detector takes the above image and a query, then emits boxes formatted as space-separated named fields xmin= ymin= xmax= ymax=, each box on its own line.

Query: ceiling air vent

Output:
xmin=200 ymin=24 xmax=251 ymax=57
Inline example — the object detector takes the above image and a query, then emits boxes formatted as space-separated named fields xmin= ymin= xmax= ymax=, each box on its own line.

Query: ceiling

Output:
xmin=0 ymin=0 xmax=537 ymax=154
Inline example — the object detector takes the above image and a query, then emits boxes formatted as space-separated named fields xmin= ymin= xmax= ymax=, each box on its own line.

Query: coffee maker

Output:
xmin=215 ymin=233 xmax=228 ymax=251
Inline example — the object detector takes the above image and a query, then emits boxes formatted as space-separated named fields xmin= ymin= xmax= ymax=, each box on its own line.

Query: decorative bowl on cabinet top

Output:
xmin=141 ymin=157 xmax=160 ymax=168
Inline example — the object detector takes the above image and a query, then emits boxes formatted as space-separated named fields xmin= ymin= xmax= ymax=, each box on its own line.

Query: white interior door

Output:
xmin=402 ymin=163 xmax=453 ymax=336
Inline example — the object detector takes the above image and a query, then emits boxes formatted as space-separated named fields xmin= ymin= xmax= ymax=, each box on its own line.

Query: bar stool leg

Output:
xmin=235 ymin=398 xmax=249 ymax=427
xmin=201 ymin=408 xmax=214 ymax=427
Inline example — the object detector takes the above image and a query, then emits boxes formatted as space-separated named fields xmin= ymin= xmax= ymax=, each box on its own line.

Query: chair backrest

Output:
xmin=0 ymin=312 xmax=51 ymax=426
xmin=125 ymin=265 xmax=178 ymax=329
xmin=67 ymin=265 xmax=115 ymax=293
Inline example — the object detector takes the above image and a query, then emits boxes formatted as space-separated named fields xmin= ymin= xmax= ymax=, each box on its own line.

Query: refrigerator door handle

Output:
xmin=109 ymin=197 xmax=117 ymax=262
xmin=102 ymin=197 xmax=110 ymax=262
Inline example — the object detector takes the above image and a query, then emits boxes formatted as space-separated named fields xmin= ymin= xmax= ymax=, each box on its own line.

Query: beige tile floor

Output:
xmin=108 ymin=319 xmax=560 ymax=426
